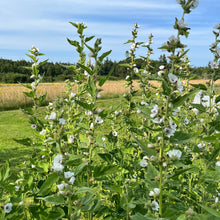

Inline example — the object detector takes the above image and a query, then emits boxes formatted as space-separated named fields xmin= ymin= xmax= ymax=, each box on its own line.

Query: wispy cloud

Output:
xmin=0 ymin=0 xmax=218 ymax=66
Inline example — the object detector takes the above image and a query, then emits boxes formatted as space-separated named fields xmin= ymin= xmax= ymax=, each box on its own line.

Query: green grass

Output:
xmin=0 ymin=109 xmax=34 ymax=167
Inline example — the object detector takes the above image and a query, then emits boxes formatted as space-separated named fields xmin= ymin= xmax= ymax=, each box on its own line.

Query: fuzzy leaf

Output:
xmin=190 ymin=83 xmax=207 ymax=90
xmin=85 ymin=36 xmax=95 ymax=42
xmin=23 ymin=91 xmax=35 ymax=99
xmin=39 ymin=195 xmax=64 ymax=205
xmin=99 ymin=50 xmax=112 ymax=63
xmin=38 ymin=173 xmax=59 ymax=196
xmin=77 ymin=63 xmax=94 ymax=76
xmin=75 ymin=100 xmax=94 ymax=111
xmin=199 ymin=204 xmax=220 ymax=218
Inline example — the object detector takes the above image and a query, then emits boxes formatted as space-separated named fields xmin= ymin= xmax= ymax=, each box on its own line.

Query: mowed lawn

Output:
xmin=0 ymin=109 xmax=34 ymax=167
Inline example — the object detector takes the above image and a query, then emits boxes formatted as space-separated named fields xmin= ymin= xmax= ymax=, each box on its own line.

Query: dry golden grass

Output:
xmin=0 ymin=79 xmax=220 ymax=110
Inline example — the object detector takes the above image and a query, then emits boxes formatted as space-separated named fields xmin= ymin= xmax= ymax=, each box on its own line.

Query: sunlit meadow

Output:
xmin=1 ymin=0 xmax=220 ymax=219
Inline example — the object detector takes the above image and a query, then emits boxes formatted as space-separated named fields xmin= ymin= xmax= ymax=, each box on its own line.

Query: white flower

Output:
xmin=95 ymin=116 xmax=103 ymax=124
xmin=49 ymin=112 xmax=56 ymax=120
xmin=140 ymin=159 xmax=148 ymax=168
xmin=31 ymin=124 xmax=37 ymax=129
xmin=190 ymin=0 xmax=199 ymax=9
xmin=149 ymin=188 xmax=160 ymax=197
xmin=158 ymin=70 xmax=163 ymax=76
xmin=134 ymin=67 xmax=139 ymax=73
xmin=112 ymin=131 xmax=117 ymax=136
xmin=131 ymin=43 xmax=136 ymax=49
xmin=52 ymin=154 xmax=64 ymax=172
xmin=70 ymin=92 xmax=76 ymax=98
xmin=216 ymin=161 xmax=220 ymax=167
xmin=68 ymin=135 xmax=74 ymax=144
xmin=197 ymin=143 xmax=205 ymax=149
xmin=159 ymin=65 xmax=165 ymax=70
xmin=168 ymin=35 xmax=178 ymax=43
xmin=4 ymin=203 xmax=13 ymax=213
xmin=210 ymin=61 xmax=219 ymax=69
xmin=150 ymin=105 xmax=159 ymax=118
xmin=57 ymin=183 xmax=65 ymax=191
xmin=178 ymin=81 xmax=184 ymax=94
xmin=69 ymin=176 xmax=76 ymax=185
xmin=125 ymin=75 xmax=130 ymax=80
xmin=151 ymin=200 xmax=159 ymax=211
xmin=31 ymin=82 xmax=36 ymax=89
xmin=200 ymin=118 xmax=204 ymax=123
xmin=137 ymin=109 xmax=141 ymax=114
xmin=177 ymin=19 xmax=188 ymax=28
xmin=168 ymin=73 xmax=178 ymax=84
xmin=97 ymin=108 xmax=102 ymax=113
xmin=102 ymin=137 xmax=106 ymax=142
xmin=40 ymin=129 xmax=46 ymax=136
xmin=172 ymin=107 xmax=180 ymax=116
xmin=85 ymin=111 xmax=92 ymax=116
xmin=64 ymin=171 xmax=75 ymax=179
xmin=184 ymin=118 xmax=189 ymax=125
xmin=152 ymin=117 xmax=164 ymax=124
xmin=141 ymin=101 xmax=148 ymax=106
xmin=167 ymin=149 xmax=182 ymax=160
xmin=169 ymin=118 xmax=177 ymax=130
xmin=214 ymin=23 xmax=220 ymax=29
xmin=164 ymin=127 xmax=175 ymax=137
xmin=59 ymin=118 xmax=66 ymax=125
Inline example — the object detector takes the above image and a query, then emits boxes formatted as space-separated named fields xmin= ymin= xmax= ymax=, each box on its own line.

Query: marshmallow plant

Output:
xmin=1 ymin=0 xmax=220 ymax=219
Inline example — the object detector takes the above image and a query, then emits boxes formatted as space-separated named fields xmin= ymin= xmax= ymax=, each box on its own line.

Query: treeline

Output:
xmin=0 ymin=56 xmax=213 ymax=83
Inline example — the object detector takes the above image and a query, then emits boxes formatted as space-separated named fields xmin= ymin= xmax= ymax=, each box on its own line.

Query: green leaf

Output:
xmin=75 ymin=187 xmax=95 ymax=194
xmin=191 ymin=103 xmax=206 ymax=113
xmin=0 ymin=161 xmax=10 ymax=182
xmin=19 ymin=82 xmax=32 ymax=89
xmin=203 ymin=134 xmax=220 ymax=142
xmin=190 ymin=83 xmax=207 ymax=90
xmin=94 ymin=165 xmax=119 ymax=179
xmin=69 ymin=21 xmax=78 ymax=28
xmin=47 ymin=208 xmax=65 ymax=220
xmin=162 ymin=80 xmax=171 ymax=96
xmin=37 ymin=92 xmax=47 ymax=106
xmin=98 ymin=153 xmax=113 ymax=163
xmin=215 ymin=95 xmax=220 ymax=104
xmin=170 ymin=131 xmax=197 ymax=144
xmin=209 ymin=118 xmax=220 ymax=131
xmin=75 ymin=100 xmax=94 ymax=111
xmin=39 ymin=194 xmax=64 ymax=205
xmin=199 ymin=204 xmax=220 ymax=218
xmin=172 ymin=89 xmax=198 ymax=108
xmin=77 ymin=63 xmax=94 ymax=76
xmin=74 ymin=161 xmax=89 ymax=175
xmin=98 ymin=66 xmax=114 ymax=87
xmin=23 ymin=91 xmax=35 ymax=99
xmin=131 ymin=134 xmax=156 ymax=156
xmin=39 ymin=59 xmax=48 ymax=66
xmin=66 ymin=38 xmax=80 ymax=47
xmin=99 ymin=50 xmax=112 ymax=63
xmin=119 ymin=63 xmax=130 ymax=68
xmin=38 ymin=172 xmax=59 ymax=196
xmin=85 ymin=36 xmax=95 ymax=42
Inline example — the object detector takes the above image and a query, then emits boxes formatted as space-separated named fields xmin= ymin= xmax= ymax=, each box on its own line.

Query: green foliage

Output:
xmin=1 ymin=1 xmax=220 ymax=219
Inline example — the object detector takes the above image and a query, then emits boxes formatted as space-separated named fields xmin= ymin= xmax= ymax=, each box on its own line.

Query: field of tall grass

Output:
xmin=1 ymin=79 xmax=220 ymax=110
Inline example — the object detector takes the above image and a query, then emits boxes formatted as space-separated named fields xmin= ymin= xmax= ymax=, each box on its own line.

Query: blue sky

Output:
xmin=0 ymin=0 xmax=220 ymax=67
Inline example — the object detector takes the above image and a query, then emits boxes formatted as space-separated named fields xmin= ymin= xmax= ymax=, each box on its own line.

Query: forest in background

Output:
xmin=0 ymin=55 xmax=213 ymax=83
